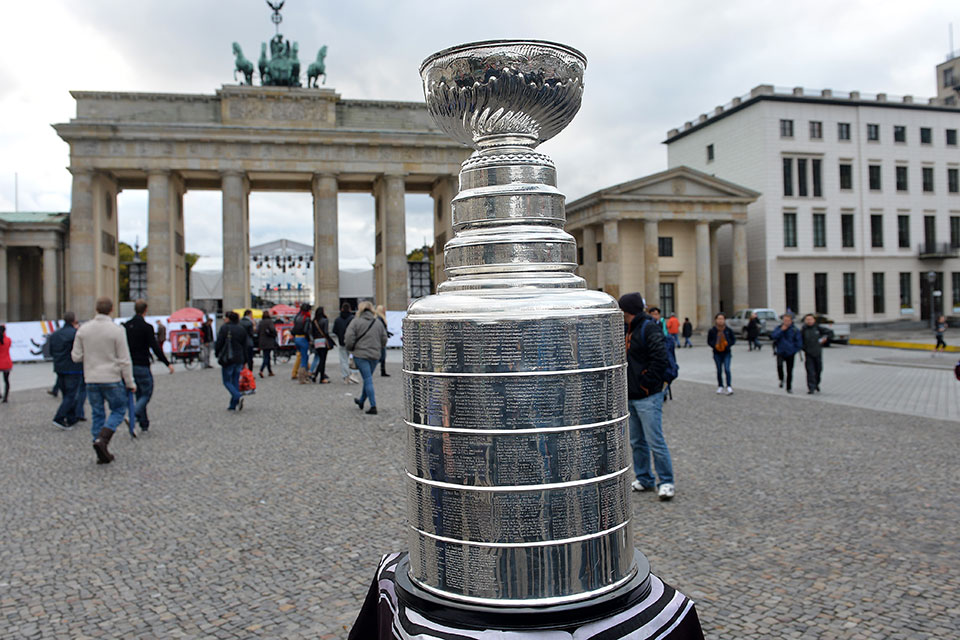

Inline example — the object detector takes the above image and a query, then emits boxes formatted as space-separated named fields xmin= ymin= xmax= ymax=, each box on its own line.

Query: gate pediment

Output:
xmin=219 ymin=85 xmax=338 ymax=128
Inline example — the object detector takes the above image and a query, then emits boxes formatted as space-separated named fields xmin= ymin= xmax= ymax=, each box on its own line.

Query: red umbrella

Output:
xmin=168 ymin=307 xmax=206 ymax=323
xmin=269 ymin=304 xmax=299 ymax=317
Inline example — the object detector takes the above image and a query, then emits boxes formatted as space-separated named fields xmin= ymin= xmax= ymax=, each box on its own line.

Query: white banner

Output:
xmin=385 ymin=311 xmax=405 ymax=348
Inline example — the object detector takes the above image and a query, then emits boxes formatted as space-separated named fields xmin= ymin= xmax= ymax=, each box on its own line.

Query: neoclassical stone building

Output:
xmin=0 ymin=212 xmax=67 ymax=321
xmin=53 ymin=85 xmax=470 ymax=317
xmin=566 ymin=166 xmax=758 ymax=329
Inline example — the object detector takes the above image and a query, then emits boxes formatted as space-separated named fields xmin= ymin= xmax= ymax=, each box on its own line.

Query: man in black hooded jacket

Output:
xmin=124 ymin=300 xmax=174 ymax=433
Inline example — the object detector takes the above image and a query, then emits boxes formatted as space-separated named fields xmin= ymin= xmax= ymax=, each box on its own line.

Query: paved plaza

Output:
xmin=0 ymin=348 xmax=958 ymax=639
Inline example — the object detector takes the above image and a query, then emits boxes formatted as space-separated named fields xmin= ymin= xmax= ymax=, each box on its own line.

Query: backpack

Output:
xmin=638 ymin=318 xmax=679 ymax=384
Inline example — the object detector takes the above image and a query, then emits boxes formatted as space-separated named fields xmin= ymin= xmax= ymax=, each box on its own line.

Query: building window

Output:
xmin=951 ymin=216 xmax=960 ymax=248
xmin=659 ymin=282 xmax=675 ymax=317
xmin=841 ymin=213 xmax=855 ymax=247
xmin=896 ymin=166 xmax=908 ymax=192
xmin=898 ymin=214 xmax=910 ymax=248
xmin=899 ymin=272 xmax=912 ymax=309
xmin=785 ymin=273 xmax=799 ymax=314
xmin=782 ymin=158 xmax=793 ymax=196
xmin=920 ymin=127 xmax=933 ymax=145
xmin=797 ymin=158 xmax=808 ymax=197
xmin=596 ymin=242 xmax=602 ymax=262
xmin=812 ymin=158 xmax=822 ymax=197
xmin=954 ymin=273 xmax=960 ymax=310
xmin=949 ymin=168 xmax=959 ymax=193
xmin=843 ymin=272 xmax=857 ymax=314
xmin=924 ymin=215 xmax=937 ymax=248
xmin=809 ymin=121 xmax=823 ymax=139
xmin=872 ymin=272 xmax=885 ymax=314
xmin=947 ymin=129 xmax=957 ymax=146
xmin=868 ymin=164 xmax=882 ymax=190
xmin=780 ymin=119 xmax=794 ymax=137
xmin=867 ymin=123 xmax=880 ymax=141
xmin=706 ymin=143 xmax=714 ymax=162
xmin=837 ymin=122 xmax=851 ymax=140
xmin=894 ymin=125 xmax=906 ymax=143
xmin=922 ymin=167 xmax=934 ymax=192
xmin=577 ymin=246 xmax=584 ymax=266
xmin=871 ymin=214 xmax=883 ymax=247
xmin=813 ymin=213 xmax=826 ymax=247
xmin=839 ymin=163 xmax=853 ymax=190
xmin=945 ymin=67 xmax=956 ymax=88
xmin=783 ymin=212 xmax=797 ymax=248
xmin=814 ymin=273 xmax=828 ymax=314
xmin=658 ymin=237 xmax=674 ymax=257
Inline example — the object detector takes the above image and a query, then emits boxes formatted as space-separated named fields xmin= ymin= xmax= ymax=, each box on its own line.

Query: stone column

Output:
xmin=602 ymin=219 xmax=620 ymax=299
xmin=732 ymin=220 xmax=749 ymax=312
xmin=710 ymin=225 xmax=720 ymax=314
xmin=431 ymin=175 xmax=457 ymax=289
xmin=147 ymin=170 xmax=174 ymax=313
xmin=68 ymin=169 xmax=95 ymax=317
xmin=695 ymin=221 xmax=711 ymax=329
xmin=171 ymin=175 xmax=186 ymax=311
xmin=312 ymin=173 xmax=339 ymax=314
xmin=43 ymin=246 xmax=58 ymax=320
xmin=581 ymin=224 xmax=597 ymax=289
xmin=374 ymin=174 xmax=408 ymax=310
xmin=221 ymin=171 xmax=250 ymax=313
xmin=644 ymin=220 xmax=660 ymax=308
xmin=0 ymin=242 xmax=7 ymax=321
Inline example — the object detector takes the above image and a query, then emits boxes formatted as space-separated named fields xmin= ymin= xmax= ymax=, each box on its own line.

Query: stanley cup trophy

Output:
xmin=394 ymin=39 xmax=653 ymax=629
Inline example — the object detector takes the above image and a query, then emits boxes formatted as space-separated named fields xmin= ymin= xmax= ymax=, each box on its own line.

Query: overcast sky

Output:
xmin=1 ymin=0 xmax=958 ymax=265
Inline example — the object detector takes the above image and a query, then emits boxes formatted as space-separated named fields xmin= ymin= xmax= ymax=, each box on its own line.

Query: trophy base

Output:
xmin=395 ymin=550 xmax=651 ymax=631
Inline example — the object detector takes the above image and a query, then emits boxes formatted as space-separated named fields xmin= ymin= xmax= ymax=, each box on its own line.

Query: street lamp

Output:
xmin=926 ymin=271 xmax=936 ymax=330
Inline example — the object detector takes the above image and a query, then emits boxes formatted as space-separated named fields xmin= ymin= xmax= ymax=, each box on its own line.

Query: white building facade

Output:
xmin=666 ymin=85 xmax=960 ymax=324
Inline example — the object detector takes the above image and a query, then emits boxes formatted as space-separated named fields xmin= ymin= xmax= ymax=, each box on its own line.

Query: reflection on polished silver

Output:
xmin=405 ymin=39 xmax=639 ymax=606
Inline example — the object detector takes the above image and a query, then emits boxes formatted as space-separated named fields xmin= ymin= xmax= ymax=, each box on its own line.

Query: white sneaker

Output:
xmin=631 ymin=480 xmax=652 ymax=492
xmin=658 ymin=483 xmax=675 ymax=501
xmin=716 ymin=387 xmax=724 ymax=394
xmin=726 ymin=386 xmax=733 ymax=395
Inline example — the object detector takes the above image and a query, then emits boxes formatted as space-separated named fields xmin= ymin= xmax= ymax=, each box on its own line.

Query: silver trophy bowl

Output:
xmin=403 ymin=40 xmax=641 ymax=608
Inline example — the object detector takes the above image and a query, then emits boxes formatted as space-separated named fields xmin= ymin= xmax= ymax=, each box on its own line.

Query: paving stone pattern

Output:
xmin=0 ymin=363 xmax=957 ymax=638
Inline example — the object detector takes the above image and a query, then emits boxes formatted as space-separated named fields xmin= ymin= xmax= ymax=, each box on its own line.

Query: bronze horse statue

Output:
xmin=307 ymin=45 xmax=327 ymax=87
xmin=232 ymin=42 xmax=254 ymax=85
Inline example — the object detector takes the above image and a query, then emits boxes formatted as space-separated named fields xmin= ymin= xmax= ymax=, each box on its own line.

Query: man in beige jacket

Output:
xmin=71 ymin=297 xmax=135 ymax=464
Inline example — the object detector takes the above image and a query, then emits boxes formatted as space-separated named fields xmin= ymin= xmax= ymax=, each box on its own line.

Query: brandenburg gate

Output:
xmin=53 ymin=85 xmax=468 ymax=315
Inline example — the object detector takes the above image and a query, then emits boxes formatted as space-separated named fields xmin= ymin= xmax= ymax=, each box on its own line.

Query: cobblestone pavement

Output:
xmin=0 ymin=361 xmax=958 ymax=638
xmin=675 ymin=343 xmax=960 ymax=422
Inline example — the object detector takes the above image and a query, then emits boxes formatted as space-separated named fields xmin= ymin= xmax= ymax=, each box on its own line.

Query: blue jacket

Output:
xmin=770 ymin=324 xmax=802 ymax=357
xmin=48 ymin=324 xmax=83 ymax=374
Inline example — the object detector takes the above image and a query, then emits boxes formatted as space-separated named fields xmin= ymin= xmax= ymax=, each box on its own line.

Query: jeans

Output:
xmin=200 ymin=343 xmax=212 ymax=368
xmin=354 ymin=357 xmax=378 ymax=408
xmin=53 ymin=374 xmax=83 ymax=425
xmin=76 ymin=381 xmax=87 ymax=419
xmin=132 ymin=365 xmax=154 ymax=429
xmin=628 ymin=393 xmax=673 ymax=488
xmin=339 ymin=346 xmax=351 ymax=379
xmin=311 ymin=347 xmax=329 ymax=379
xmin=683 ymin=336 xmax=692 ymax=348
xmin=221 ymin=363 xmax=242 ymax=409
xmin=777 ymin=353 xmax=795 ymax=390
xmin=260 ymin=348 xmax=274 ymax=374
xmin=805 ymin=353 xmax=822 ymax=391
xmin=293 ymin=336 xmax=310 ymax=374
xmin=86 ymin=381 xmax=128 ymax=441
xmin=713 ymin=350 xmax=732 ymax=387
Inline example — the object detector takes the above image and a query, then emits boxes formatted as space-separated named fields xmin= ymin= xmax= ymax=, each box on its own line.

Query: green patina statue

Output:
xmin=232 ymin=1 xmax=327 ymax=88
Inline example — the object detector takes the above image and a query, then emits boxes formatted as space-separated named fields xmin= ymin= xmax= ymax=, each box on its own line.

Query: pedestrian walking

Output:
xmin=618 ymin=292 xmax=675 ymax=501
xmin=200 ymin=316 xmax=214 ymax=368
xmin=0 ymin=324 xmax=12 ymax=403
xmin=290 ymin=303 xmax=312 ymax=379
xmin=332 ymin=302 xmax=356 ymax=384
xmin=769 ymin=313 xmax=802 ymax=393
xmin=746 ymin=312 xmax=762 ymax=351
xmin=70 ymin=297 xmax=136 ymax=464
xmin=666 ymin=312 xmax=680 ymax=345
xmin=155 ymin=320 xmax=167 ymax=349
xmin=934 ymin=315 xmax=948 ymax=352
xmin=345 ymin=301 xmax=387 ymax=415
xmin=49 ymin=312 xmax=85 ymax=429
xmin=258 ymin=310 xmax=277 ymax=378
xmin=215 ymin=311 xmax=248 ymax=411
xmin=648 ymin=307 xmax=668 ymax=336
xmin=707 ymin=312 xmax=736 ymax=395
xmin=310 ymin=307 xmax=332 ymax=383
xmin=240 ymin=309 xmax=256 ymax=370
xmin=124 ymin=300 xmax=175 ymax=434
xmin=800 ymin=313 xmax=831 ymax=394
xmin=681 ymin=317 xmax=693 ymax=348
xmin=375 ymin=304 xmax=391 ymax=377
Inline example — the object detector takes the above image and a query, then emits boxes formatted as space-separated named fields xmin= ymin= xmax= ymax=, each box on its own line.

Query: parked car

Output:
xmin=727 ymin=308 xmax=779 ymax=339
xmin=806 ymin=313 xmax=850 ymax=345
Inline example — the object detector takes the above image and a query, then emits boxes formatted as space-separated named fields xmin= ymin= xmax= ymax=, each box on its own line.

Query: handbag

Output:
xmin=348 ymin=354 xmax=358 ymax=370
xmin=217 ymin=328 xmax=235 ymax=366
xmin=313 ymin=337 xmax=328 ymax=349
